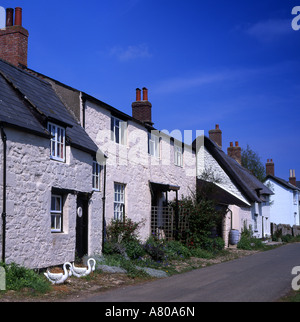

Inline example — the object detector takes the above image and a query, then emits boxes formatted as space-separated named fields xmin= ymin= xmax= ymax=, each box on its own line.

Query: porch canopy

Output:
xmin=149 ymin=181 xmax=180 ymax=193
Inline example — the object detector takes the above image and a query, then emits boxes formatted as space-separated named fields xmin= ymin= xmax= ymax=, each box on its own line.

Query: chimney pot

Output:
xmin=14 ymin=7 xmax=22 ymax=26
xmin=289 ymin=169 xmax=296 ymax=186
xmin=6 ymin=8 xmax=14 ymax=27
xmin=0 ymin=7 xmax=29 ymax=67
xmin=228 ymin=141 xmax=242 ymax=164
xmin=136 ymin=88 xmax=141 ymax=101
xmin=142 ymin=87 xmax=148 ymax=101
xmin=132 ymin=87 xmax=153 ymax=126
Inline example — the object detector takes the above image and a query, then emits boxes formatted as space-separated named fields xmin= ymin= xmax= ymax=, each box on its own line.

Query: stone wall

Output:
xmin=271 ymin=223 xmax=300 ymax=237
xmin=2 ymin=128 xmax=102 ymax=269
xmin=85 ymin=100 xmax=196 ymax=240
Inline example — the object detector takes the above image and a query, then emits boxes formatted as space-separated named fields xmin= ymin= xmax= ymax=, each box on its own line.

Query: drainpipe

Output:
xmin=102 ymin=164 xmax=107 ymax=251
xmin=1 ymin=125 xmax=7 ymax=263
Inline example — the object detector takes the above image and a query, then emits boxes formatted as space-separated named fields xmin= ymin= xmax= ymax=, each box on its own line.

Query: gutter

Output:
xmin=1 ymin=125 xmax=7 ymax=263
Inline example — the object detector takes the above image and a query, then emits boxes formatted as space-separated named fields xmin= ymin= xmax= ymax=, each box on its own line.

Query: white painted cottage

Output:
xmin=196 ymin=127 xmax=273 ymax=245
xmin=264 ymin=160 xmax=300 ymax=227
xmin=28 ymin=78 xmax=198 ymax=241
xmin=0 ymin=8 xmax=103 ymax=269
xmin=0 ymin=7 xmax=275 ymax=271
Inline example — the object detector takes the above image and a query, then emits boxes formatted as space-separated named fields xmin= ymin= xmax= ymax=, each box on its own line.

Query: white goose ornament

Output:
xmin=44 ymin=262 xmax=72 ymax=285
xmin=72 ymin=258 xmax=96 ymax=277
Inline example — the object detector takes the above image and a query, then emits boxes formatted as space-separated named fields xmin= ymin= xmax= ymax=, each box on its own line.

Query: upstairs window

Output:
xmin=294 ymin=191 xmax=298 ymax=205
xmin=111 ymin=116 xmax=127 ymax=145
xmin=92 ymin=161 xmax=101 ymax=191
xmin=48 ymin=122 xmax=66 ymax=162
xmin=148 ymin=133 xmax=160 ymax=158
xmin=174 ymin=144 xmax=183 ymax=167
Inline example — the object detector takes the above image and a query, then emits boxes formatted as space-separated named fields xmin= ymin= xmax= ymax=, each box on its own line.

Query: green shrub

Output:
xmin=237 ymin=235 xmax=265 ymax=250
xmin=106 ymin=217 xmax=144 ymax=244
xmin=124 ymin=240 xmax=146 ymax=259
xmin=199 ymin=237 xmax=225 ymax=253
xmin=0 ymin=262 xmax=50 ymax=294
xmin=164 ymin=240 xmax=191 ymax=260
xmin=144 ymin=235 xmax=166 ymax=261
xmin=250 ymin=238 xmax=264 ymax=249
xmin=237 ymin=235 xmax=252 ymax=250
xmin=282 ymin=234 xmax=293 ymax=243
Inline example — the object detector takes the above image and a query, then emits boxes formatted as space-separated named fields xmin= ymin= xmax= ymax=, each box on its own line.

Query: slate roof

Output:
xmin=0 ymin=69 xmax=47 ymax=136
xmin=266 ymin=175 xmax=300 ymax=192
xmin=195 ymin=136 xmax=273 ymax=205
xmin=0 ymin=59 xmax=98 ymax=155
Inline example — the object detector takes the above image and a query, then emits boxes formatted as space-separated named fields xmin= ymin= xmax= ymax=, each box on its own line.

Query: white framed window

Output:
xmin=293 ymin=191 xmax=297 ymax=205
xmin=174 ymin=144 xmax=183 ymax=167
xmin=254 ymin=214 xmax=258 ymax=232
xmin=48 ymin=122 xmax=66 ymax=162
xmin=111 ymin=116 xmax=127 ymax=145
xmin=92 ymin=161 xmax=101 ymax=191
xmin=148 ymin=133 xmax=160 ymax=158
xmin=114 ymin=183 xmax=125 ymax=220
xmin=51 ymin=194 xmax=63 ymax=233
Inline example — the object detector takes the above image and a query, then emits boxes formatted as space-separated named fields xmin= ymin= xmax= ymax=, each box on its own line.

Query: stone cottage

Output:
xmin=23 ymin=74 xmax=198 ymax=241
xmin=0 ymin=8 xmax=103 ymax=269
xmin=0 ymin=6 xmax=275 ymax=269
xmin=264 ymin=160 xmax=300 ymax=227
xmin=196 ymin=126 xmax=273 ymax=245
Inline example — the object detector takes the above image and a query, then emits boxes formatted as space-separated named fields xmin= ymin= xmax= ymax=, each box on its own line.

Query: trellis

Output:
xmin=151 ymin=206 xmax=190 ymax=242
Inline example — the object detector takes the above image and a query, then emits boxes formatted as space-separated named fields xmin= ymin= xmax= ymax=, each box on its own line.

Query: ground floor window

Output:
xmin=51 ymin=194 xmax=63 ymax=232
xmin=114 ymin=183 xmax=125 ymax=220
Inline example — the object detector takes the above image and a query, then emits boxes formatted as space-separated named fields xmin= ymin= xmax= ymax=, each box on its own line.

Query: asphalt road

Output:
xmin=81 ymin=243 xmax=300 ymax=302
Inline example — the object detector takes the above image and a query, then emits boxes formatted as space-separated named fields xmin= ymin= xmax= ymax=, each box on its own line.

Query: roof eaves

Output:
xmin=204 ymin=136 xmax=262 ymax=204
xmin=265 ymin=175 xmax=300 ymax=191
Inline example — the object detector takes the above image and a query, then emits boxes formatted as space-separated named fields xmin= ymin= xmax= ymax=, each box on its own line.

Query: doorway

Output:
xmin=76 ymin=194 xmax=89 ymax=259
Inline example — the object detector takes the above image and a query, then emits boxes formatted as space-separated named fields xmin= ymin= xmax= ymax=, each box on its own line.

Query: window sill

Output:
xmin=174 ymin=164 xmax=183 ymax=168
xmin=50 ymin=156 xmax=66 ymax=163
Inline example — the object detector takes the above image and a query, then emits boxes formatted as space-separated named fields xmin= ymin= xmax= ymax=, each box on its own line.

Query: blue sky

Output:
xmin=2 ymin=0 xmax=300 ymax=180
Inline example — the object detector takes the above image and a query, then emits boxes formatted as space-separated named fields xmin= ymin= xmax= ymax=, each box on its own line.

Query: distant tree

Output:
xmin=241 ymin=144 xmax=266 ymax=182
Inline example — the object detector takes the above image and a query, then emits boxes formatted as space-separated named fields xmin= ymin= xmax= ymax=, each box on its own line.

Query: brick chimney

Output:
xmin=209 ymin=124 xmax=222 ymax=149
xmin=0 ymin=7 xmax=29 ymax=67
xmin=266 ymin=159 xmax=275 ymax=176
xmin=227 ymin=141 xmax=242 ymax=165
xmin=132 ymin=87 xmax=153 ymax=126
xmin=289 ymin=169 xmax=296 ymax=187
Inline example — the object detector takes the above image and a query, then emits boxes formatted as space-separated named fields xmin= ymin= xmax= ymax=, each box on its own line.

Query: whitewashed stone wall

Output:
xmin=197 ymin=146 xmax=271 ymax=242
xmin=85 ymin=101 xmax=196 ymax=240
xmin=1 ymin=128 xmax=102 ymax=269
xmin=197 ymin=146 xmax=250 ymax=206
xmin=265 ymin=177 xmax=300 ymax=227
